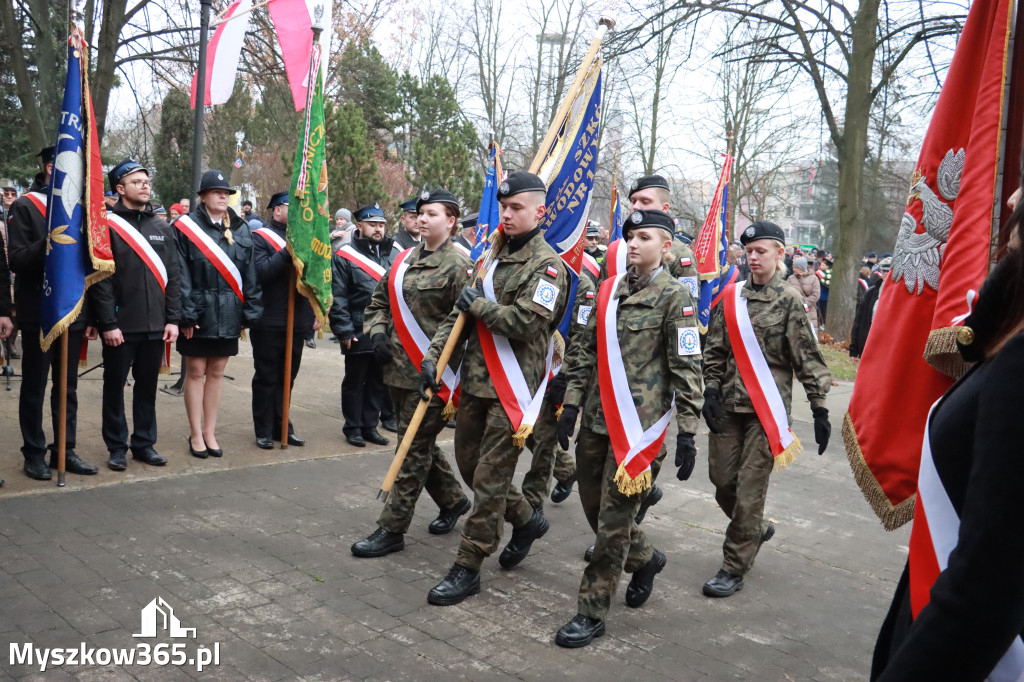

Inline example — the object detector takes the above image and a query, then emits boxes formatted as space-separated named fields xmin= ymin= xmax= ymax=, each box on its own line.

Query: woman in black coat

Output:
xmin=871 ymin=186 xmax=1024 ymax=681
xmin=174 ymin=170 xmax=262 ymax=458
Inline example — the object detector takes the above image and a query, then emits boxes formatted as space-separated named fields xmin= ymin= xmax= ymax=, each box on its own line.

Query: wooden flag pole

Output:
xmin=377 ymin=15 xmax=616 ymax=502
xmin=280 ymin=269 xmax=296 ymax=449
xmin=609 ymin=163 xmax=618 ymax=231
xmin=56 ymin=329 xmax=69 ymax=487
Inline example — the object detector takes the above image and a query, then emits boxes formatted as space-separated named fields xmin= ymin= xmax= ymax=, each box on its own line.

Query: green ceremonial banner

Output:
xmin=287 ymin=44 xmax=333 ymax=326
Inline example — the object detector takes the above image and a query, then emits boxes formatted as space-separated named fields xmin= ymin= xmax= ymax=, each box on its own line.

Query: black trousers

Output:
xmin=19 ymin=326 xmax=82 ymax=458
xmin=251 ymin=327 xmax=304 ymax=439
xmin=340 ymin=349 xmax=384 ymax=436
xmin=101 ymin=336 xmax=163 ymax=453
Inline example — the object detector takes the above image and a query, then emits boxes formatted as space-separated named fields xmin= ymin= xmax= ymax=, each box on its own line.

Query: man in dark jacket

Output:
xmin=7 ymin=146 xmax=99 ymax=480
xmin=90 ymin=158 xmax=182 ymax=470
xmin=250 ymin=191 xmax=316 ymax=449
xmin=330 ymin=203 xmax=395 ymax=447
xmin=850 ymin=257 xmax=891 ymax=360
xmin=392 ymin=197 xmax=420 ymax=254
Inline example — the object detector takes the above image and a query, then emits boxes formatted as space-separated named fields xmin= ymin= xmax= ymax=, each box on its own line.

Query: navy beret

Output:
xmin=497 ymin=171 xmax=546 ymax=199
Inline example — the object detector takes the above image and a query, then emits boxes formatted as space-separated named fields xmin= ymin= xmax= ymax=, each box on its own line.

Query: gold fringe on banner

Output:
xmin=442 ymin=399 xmax=457 ymax=421
xmin=923 ymin=326 xmax=973 ymax=379
xmin=512 ymin=423 xmax=533 ymax=448
xmin=842 ymin=412 xmax=915 ymax=531
xmin=614 ymin=462 xmax=651 ymax=496
xmin=772 ymin=435 xmax=803 ymax=472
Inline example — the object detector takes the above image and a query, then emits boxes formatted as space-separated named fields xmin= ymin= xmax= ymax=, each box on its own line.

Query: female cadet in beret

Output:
xmin=351 ymin=189 xmax=474 ymax=559
xmin=174 ymin=169 xmax=262 ymax=459
xmin=554 ymin=209 xmax=704 ymax=648
xmin=700 ymin=221 xmax=831 ymax=598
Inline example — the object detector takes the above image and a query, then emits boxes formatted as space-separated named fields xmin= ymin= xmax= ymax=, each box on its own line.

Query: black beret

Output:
xmin=266 ymin=191 xmax=289 ymax=210
xmin=622 ymin=209 xmax=674 ymax=238
xmin=108 ymin=157 xmax=148 ymax=191
xmin=497 ymin=171 xmax=546 ymax=199
xmin=739 ymin=220 xmax=786 ymax=246
xmin=627 ymin=174 xmax=669 ymax=199
xmin=37 ymin=146 xmax=56 ymax=164
xmin=399 ymin=197 xmax=419 ymax=213
xmin=416 ymin=188 xmax=459 ymax=212
xmin=461 ymin=212 xmax=479 ymax=230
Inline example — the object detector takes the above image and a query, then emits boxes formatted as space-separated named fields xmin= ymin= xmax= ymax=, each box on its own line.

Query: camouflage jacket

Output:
xmin=558 ymin=267 xmax=598 ymax=372
xmin=668 ymin=240 xmax=699 ymax=301
xmin=426 ymin=229 xmax=569 ymax=399
xmin=365 ymin=239 xmax=472 ymax=390
xmin=564 ymin=267 xmax=704 ymax=437
xmin=703 ymin=270 xmax=831 ymax=416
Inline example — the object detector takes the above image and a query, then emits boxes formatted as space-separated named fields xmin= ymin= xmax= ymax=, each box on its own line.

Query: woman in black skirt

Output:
xmin=173 ymin=170 xmax=262 ymax=458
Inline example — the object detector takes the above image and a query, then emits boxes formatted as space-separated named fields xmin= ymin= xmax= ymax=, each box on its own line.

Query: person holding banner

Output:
xmin=250 ymin=191 xmax=315 ymax=450
xmin=89 ymin=159 xmax=181 ymax=471
xmin=7 ymin=146 xmax=99 ymax=480
xmin=701 ymin=221 xmax=831 ymax=598
xmin=553 ymin=209 xmax=703 ymax=648
xmin=330 ymin=203 xmax=396 ymax=447
xmin=422 ymin=171 xmax=569 ymax=606
xmin=350 ymin=189 xmax=474 ymax=558
xmin=175 ymin=169 xmax=263 ymax=459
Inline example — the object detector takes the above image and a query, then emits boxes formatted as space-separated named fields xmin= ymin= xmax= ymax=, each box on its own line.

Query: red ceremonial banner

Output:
xmin=843 ymin=0 xmax=1012 ymax=530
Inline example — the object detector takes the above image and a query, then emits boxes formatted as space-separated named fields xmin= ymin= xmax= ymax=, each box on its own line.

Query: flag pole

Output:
xmin=377 ymin=16 xmax=615 ymax=502
xmin=608 ymin=160 xmax=617 ymax=231
xmin=56 ymin=329 xmax=69 ymax=487
xmin=191 ymin=0 xmax=212 ymax=202
xmin=280 ymin=269 xmax=296 ymax=449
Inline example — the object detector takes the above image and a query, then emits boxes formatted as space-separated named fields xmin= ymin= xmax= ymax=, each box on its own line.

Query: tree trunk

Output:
xmin=91 ymin=0 xmax=128 ymax=144
xmin=0 ymin=0 xmax=47 ymax=150
xmin=829 ymin=0 xmax=879 ymax=342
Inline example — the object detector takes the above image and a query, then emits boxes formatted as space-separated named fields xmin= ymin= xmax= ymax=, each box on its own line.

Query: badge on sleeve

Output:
xmin=533 ymin=279 xmax=560 ymax=311
xmin=577 ymin=305 xmax=593 ymax=325
xmin=679 ymin=257 xmax=692 ymax=267
xmin=679 ymin=276 xmax=698 ymax=298
xmin=682 ymin=305 xmax=694 ymax=317
xmin=545 ymin=265 xmax=559 ymax=278
xmin=585 ymin=291 xmax=595 ymax=299
xmin=677 ymin=327 xmax=701 ymax=356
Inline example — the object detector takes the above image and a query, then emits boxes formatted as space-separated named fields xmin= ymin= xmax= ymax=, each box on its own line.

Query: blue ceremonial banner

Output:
xmin=694 ymin=154 xmax=737 ymax=333
xmin=471 ymin=143 xmax=503 ymax=261
xmin=609 ymin=184 xmax=622 ymax=241
xmin=40 ymin=29 xmax=114 ymax=351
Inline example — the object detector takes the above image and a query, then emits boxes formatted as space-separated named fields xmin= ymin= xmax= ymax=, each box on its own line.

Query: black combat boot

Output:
xmin=427 ymin=564 xmax=480 ymax=606
xmin=550 ymin=472 xmax=577 ymax=503
xmin=23 ymin=452 xmax=51 ymax=480
xmin=427 ymin=498 xmax=472 ymax=535
xmin=351 ymin=528 xmax=405 ymax=558
xmin=498 ymin=507 xmax=550 ymax=569
xmin=624 ymin=549 xmax=667 ymax=607
xmin=555 ymin=614 xmax=606 ymax=648
xmin=702 ymin=569 xmax=744 ymax=598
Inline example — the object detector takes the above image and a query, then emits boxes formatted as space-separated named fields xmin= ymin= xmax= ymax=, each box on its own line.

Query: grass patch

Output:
xmin=820 ymin=342 xmax=858 ymax=381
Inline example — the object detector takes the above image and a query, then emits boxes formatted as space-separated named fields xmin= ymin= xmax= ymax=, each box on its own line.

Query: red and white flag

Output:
xmin=191 ymin=0 xmax=253 ymax=107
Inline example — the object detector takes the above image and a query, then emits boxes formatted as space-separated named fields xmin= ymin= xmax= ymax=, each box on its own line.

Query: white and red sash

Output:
xmin=452 ymin=241 xmax=471 ymax=258
xmin=606 ymin=239 xmax=627 ymax=278
xmin=910 ymin=403 xmax=1024 ymax=682
xmin=722 ymin=281 xmax=802 ymax=469
xmin=25 ymin=191 xmax=47 ymax=216
xmin=336 ymin=244 xmax=386 ymax=282
xmin=596 ymin=273 xmax=675 ymax=494
xmin=253 ymin=227 xmax=286 ymax=252
xmin=582 ymin=252 xmax=601 ymax=279
xmin=475 ymin=259 xmax=553 ymax=445
xmin=107 ymin=213 xmax=168 ymax=291
xmin=389 ymin=248 xmax=461 ymax=408
xmin=858 ymin=277 xmax=869 ymax=291
xmin=175 ymin=215 xmax=244 ymax=301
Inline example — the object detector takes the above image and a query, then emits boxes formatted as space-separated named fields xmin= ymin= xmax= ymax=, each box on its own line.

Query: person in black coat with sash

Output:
xmin=174 ymin=170 xmax=262 ymax=459
xmin=872 ymin=187 xmax=1024 ymax=681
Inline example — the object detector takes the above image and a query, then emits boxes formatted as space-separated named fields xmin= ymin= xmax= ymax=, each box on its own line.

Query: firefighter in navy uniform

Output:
xmin=7 ymin=146 xmax=99 ymax=480
xmin=250 ymin=191 xmax=316 ymax=449
xmin=89 ymin=159 xmax=182 ymax=471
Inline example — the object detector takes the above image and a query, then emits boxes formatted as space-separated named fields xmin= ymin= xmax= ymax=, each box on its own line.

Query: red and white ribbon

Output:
xmin=452 ymin=241 xmax=471 ymax=258
xmin=174 ymin=215 xmax=244 ymax=301
xmin=597 ymin=273 xmax=674 ymax=492
xmin=25 ymin=191 xmax=47 ymax=217
xmin=107 ymin=213 xmax=168 ymax=291
xmin=336 ymin=244 xmax=385 ymax=282
xmin=253 ymin=227 xmax=286 ymax=252
xmin=722 ymin=281 xmax=801 ymax=467
xmin=606 ymin=239 xmax=627 ymax=278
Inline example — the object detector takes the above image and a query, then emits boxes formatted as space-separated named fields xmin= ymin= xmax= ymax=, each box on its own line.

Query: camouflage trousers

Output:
xmin=575 ymin=426 xmax=661 ymax=620
xmin=377 ymin=387 xmax=468 ymax=535
xmin=708 ymin=411 xmax=774 ymax=576
xmin=452 ymin=394 xmax=535 ymax=570
xmin=521 ymin=398 xmax=576 ymax=509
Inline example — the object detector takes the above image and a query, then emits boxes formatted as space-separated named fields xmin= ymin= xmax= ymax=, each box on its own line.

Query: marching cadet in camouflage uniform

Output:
xmin=554 ymin=210 xmax=704 ymax=648
xmin=701 ymin=221 xmax=832 ymax=598
xmin=351 ymin=190 xmax=474 ymax=558
xmin=421 ymin=171 xmax=569 ymax=606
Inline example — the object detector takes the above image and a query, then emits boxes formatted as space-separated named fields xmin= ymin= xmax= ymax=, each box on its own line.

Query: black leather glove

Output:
xmin=702 ymin=387 xmax=724 ymax=434
xmin=675 ymin=433 xmax=697 ymax=481
xmin=547 ymin=373 xmax=568 ymax=406
xmin=371 ymin=333 xmax=393 ymax=365
xmin=455 ymin=280 xmax=484 ymax=312
xmin=556 ymin=405 xmax=580 ymax=450
xmin=812 ymin=406 xmax=831 ymax=455
xmin=418 ymin=359 xmax=440 ymax=401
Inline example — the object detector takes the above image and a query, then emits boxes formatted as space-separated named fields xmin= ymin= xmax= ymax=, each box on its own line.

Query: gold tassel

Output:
xmin=613 ymin=461 xmax=652 ymax=496
xmin=240 ymin=328 xmax=247 ymax=341
xmin=923 ymin=326 xmax=972 ymax=379
xmin=555 ymin=405 xmax=564 ymax=419
xmin=442 ymin=398 xmax=457 ymax=421
xmin=159 ymin=364 xmax=171 ymax=375
xmin=842 ymin=412 xmax=916 ymax=531
xmin=512 ymin=423 xmax=533 ymax=448
xmin=772 ymin=435 xmax=803 ymax=472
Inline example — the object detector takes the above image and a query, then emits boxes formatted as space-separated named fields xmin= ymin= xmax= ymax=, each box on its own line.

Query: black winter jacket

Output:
xmin=89 ymin=201 xmax=182 ymax=334
xmin=329 ymin=235 xmax=393 ymax=354
xmin=251 ymin=220 xmax=315 ymax=333
xmin=175 ymin=205 xmax=262 ymax=339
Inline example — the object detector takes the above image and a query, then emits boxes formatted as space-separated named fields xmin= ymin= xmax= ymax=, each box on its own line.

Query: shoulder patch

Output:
xmin=576 ymin=305 xmax=593 ymax=325
xmin=533 ymin=279 xmax=560 ymax=311
xmin=679 ymin=276 xmax=698 ymax=298
xmin=545 ymin=264 xmax=559 ymax=278
xmin=677 ymin=327 xmax=701 ymax=356
xmin=585 ymin=291 xmax=595 ymax=299
xmin=679 ymin=257 xmax=692 ymax=267
xmin=682 ymin=305 xmax=694 ymax=317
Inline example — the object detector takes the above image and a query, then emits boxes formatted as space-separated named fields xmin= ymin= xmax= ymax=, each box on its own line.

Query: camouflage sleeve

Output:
xmin=563 ymin=289 xmax=598 ymax=409
xmin=786 ymin=295 xmax=831 ymax=409
xmin=703 ymin=303 xmax=729 ymax=393
xmin=469 ymin=259 xmax=568 ymax=342
xmin=665 ymin=290 xmax=704 ymax=435
xmin=363 ymin=270 xmax=391 ymax=338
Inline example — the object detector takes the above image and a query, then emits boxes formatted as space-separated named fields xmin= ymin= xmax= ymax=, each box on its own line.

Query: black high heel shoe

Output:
xmin=206 ymin=445 xmax=223 ymax=458
xmin=188 ymin=437 xmax=208 ymax=459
